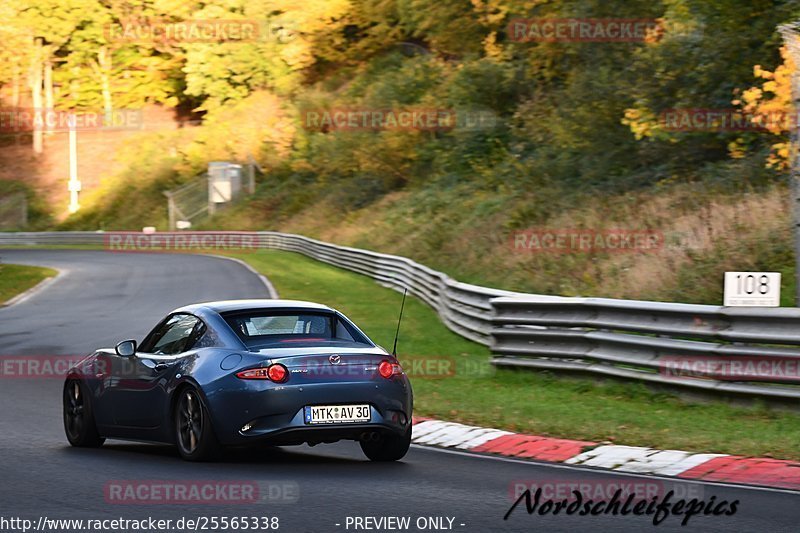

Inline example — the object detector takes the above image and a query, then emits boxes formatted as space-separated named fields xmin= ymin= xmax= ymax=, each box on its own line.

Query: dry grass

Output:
xmin=253 ymin=182 xmax=791 ymax=302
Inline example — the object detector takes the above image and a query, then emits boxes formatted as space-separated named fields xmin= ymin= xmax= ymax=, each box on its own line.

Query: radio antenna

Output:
xmin=392 ymin=288 xmax=407 ymax=357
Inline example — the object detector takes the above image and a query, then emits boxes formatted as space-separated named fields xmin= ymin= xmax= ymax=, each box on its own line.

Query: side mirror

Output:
xmin=115 ymin=340 xmax=137 ymax=357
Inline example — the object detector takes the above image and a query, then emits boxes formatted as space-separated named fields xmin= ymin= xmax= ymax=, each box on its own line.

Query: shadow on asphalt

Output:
xmin=59 ymin=441 xmax=413 ymax=468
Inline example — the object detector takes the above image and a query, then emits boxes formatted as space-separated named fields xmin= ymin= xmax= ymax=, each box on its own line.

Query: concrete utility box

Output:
xmin=208 ymin=162 xmax=243 ymax=210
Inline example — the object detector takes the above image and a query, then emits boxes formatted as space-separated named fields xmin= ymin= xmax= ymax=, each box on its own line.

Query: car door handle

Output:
xmin=141 ymin=359 xmax=172 ymax=371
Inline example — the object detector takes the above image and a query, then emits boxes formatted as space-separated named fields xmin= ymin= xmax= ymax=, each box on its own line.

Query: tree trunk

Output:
xmin=97 ymin=46 xmax=113 ymax=125
xmin=28 ymin=38 xmax=43 ymax=154
xmin=44 ymin=58 xmax=53 ymax=136
xmin=11 ymin=66 xmax=20 ymax=107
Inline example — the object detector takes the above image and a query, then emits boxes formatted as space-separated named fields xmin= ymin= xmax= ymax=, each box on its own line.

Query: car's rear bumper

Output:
xmin=236 ymin=422 xmax=405 ymax=446
xmin=204 ymin=377 xmax=413 ymax=446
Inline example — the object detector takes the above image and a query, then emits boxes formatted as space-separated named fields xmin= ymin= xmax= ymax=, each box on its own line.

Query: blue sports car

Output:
xmin=63 ymin=300 xmax=413 ymax=461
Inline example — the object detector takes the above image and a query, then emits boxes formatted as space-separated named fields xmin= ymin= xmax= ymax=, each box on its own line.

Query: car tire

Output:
xmin=360 ymin=426 xmax=411 ymax=462
xmin=63 ymin=379 xmax=105 ymax=447
xmin=174 ymin=387 xmax=220 ymax=461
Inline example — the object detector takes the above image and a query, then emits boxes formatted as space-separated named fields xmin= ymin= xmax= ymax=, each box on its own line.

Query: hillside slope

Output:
xmin=40 ymin=1 xmax=800 ymax=304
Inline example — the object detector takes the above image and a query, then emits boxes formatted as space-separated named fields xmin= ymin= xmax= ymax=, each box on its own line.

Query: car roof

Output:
xmin=174 ymin=299 xmax=335 ymax=315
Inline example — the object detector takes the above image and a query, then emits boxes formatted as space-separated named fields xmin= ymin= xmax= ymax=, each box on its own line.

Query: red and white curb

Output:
xmin=411 ymin=418 xmax=800 ymax=491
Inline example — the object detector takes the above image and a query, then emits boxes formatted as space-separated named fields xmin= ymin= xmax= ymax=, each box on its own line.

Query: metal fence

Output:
xmin=164 ymin=161 xmax=259 ymax=230
xmin=1 ymin=230 xmax=800 ymax=399
xmin=0 ymin=193 xmax=28 ymax=229
xmin=164 ymin=177 xmax=210 ymax=230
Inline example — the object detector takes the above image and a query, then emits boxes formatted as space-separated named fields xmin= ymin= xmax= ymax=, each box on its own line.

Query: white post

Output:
xmin=67 ymin=114 xmax=81 ymax=213
xmin=207 ymin=173 xmax=215 ymax=216
xmin=780 ymin=24 xmax=800 ymax=305
xmin=164 ymin=191 xmax=176 ymax=230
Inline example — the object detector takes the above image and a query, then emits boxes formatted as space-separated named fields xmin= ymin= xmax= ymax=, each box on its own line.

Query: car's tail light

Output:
xmin=267 ymin=364 xmax=288 ymax=382
xmin=237 ymin=364 xmax=288 ymax=383
xmin=378 ymin=360 xmax=402 ymax=379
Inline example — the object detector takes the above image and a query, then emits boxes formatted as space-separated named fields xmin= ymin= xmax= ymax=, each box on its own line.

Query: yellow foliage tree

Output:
xmin=735 ymin=46 xmax=795 ymax=169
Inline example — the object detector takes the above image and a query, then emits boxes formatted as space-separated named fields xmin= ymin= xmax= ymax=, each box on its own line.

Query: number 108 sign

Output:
xmin=723 ymin=272 xmax=781 ymax=307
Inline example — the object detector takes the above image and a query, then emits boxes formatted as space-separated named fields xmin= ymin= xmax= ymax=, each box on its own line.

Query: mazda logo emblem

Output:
xmin=329 ymin=354 xmax=341 ymax=365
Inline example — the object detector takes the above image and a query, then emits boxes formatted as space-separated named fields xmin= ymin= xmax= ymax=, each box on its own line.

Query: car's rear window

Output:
xmin=222 ymin=310 xmax=372 ymax=348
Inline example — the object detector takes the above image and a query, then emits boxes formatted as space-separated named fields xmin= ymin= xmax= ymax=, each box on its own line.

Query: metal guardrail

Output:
xmin=256 ymin=232 xmax=522 ymax=344
xmin=2 ymin=231 xmax=800 ymax=399
xmin=0 ymin=231 xmax=520 ymax=345
xmin=491 ymin=297 xmax=800 ymax=400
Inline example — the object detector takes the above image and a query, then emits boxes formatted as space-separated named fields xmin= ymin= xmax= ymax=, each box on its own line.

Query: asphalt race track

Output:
xmin=0 ymin=249 xmax=798 ymax=533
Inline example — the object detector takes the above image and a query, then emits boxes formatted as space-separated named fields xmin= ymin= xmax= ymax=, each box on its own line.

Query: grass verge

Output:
xmin=6 ymin=245 xmax=799 ymax=459
xmin=0 ymin=263 xmax=57 ymax=304
xmin=225 ymin=249 xmax=800 ymax=460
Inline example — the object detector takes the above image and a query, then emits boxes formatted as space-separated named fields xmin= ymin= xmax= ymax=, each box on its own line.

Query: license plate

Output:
xmin=304 ymin=404 xmax=370 ymax=424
